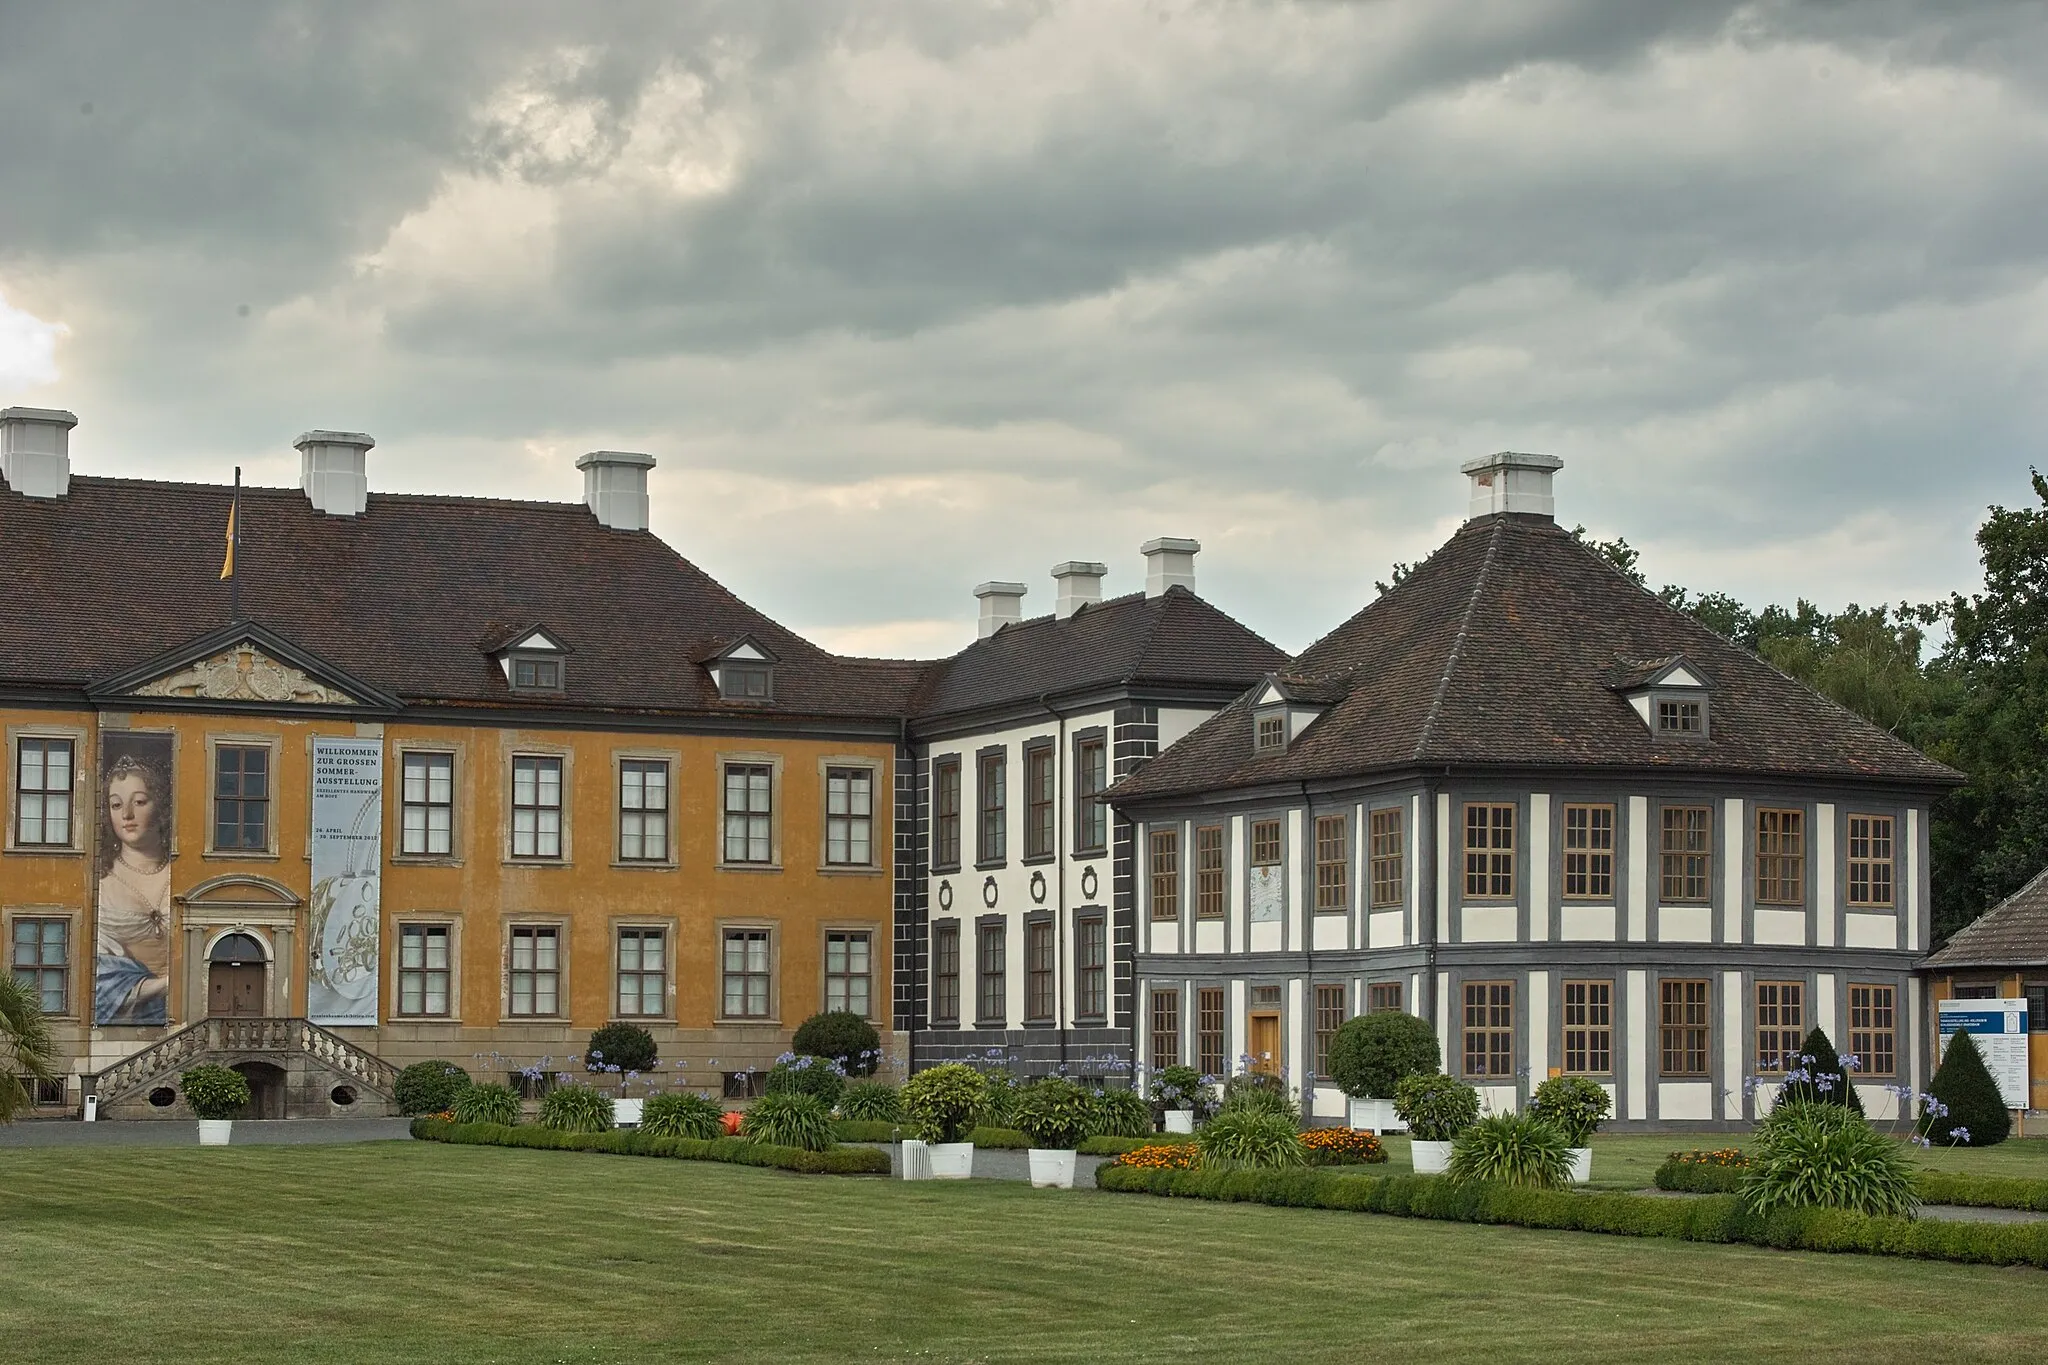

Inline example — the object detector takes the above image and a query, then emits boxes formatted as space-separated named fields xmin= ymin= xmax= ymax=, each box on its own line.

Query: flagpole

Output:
xmin=229 ymin=467 xmax=242 ymax=622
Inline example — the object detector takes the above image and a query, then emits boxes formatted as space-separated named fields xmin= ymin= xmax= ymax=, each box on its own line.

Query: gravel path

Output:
xmin=853 ymin=1142 xmax=1109 ymax=1184
xmin=0 ymin=1118 xmax=415 ymax=1147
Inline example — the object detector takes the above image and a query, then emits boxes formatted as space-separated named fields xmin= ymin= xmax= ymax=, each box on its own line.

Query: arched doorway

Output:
xmin=207 ymin=932 xmax=269 ymax=1019
xmin=231 ymin=1060 xmax=288 ymax=1120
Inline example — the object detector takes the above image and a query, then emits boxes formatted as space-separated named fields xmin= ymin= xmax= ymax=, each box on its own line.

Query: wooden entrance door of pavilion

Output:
xmin=207 ymin=932 xmax=268 ymax=1018
xmin=1248 ymin=1012 xmax=1281 ymax=1075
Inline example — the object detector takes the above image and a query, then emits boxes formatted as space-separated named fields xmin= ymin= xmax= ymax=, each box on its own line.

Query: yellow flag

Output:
xmin=219 ymin=499 xmax=237 ymax=580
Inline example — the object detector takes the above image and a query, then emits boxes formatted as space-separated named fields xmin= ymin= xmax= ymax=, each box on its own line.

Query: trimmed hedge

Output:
xmin=1655 ymin=1159 xmax=1746 ymax=1194
xmin=1654 ymin=1158 xmax=2048 ymax=1213
xmin=411 ymin=1117 xmax=890 ymax=1175
xmin=834 ymin=1119 xmax=905 ymax=1143
xmin=1097 ymin=1165 xmax=2048 ymax=1267
xmin=968 ymin=1125 xmax=1031 ymax=1150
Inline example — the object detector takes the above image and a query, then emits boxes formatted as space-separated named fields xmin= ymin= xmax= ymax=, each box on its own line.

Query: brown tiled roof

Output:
xmin=1923 ymin=870 xmax=2048 ymax=969
xmin=0 ymin=476 xmax=928 ymax=720
xmin=1113 ymin=512 xmax=1963 ymax=803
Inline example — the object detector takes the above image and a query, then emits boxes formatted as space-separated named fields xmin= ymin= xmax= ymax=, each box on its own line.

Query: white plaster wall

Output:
xmin=1368 ymin=910 xmax=1405 ymax=949
xmin=1527 ymin=969 xmax=1550 ymax=1085
xmin=1845 ymin=913 xmax=1897 ymax=950
xmin=1559 ymin=905 xmax=1616 ymax=941
xmin=1722 ymin=797 xmax=1745 ymax=944
xmin=1659 ymin=1082 xmax=1714 ymax=1121
xmin=1907 ymin=807 xmax=1923 ymax=952
xmin=1435 ymin=792 xmax=1452 ymax=943
xmin=1755 ymin=909 xmax=1805 ymax=945
xmin=1627 ymin=796 xmax=1649 ymax=942
xmin=1529 ymin=793 xmax=1551 ymax=942
xmin=1460 ymin=905 xmax=1518 ymax=942
xmin=1626 ymin=970 xmax=1649 ymax=1120
xmin=1721 ymin=970 xmax=1743 ymax=1119
xmin=1313 ymin=916 xmax=1347 ymax=951
xmin=1657 ymin=905 xmax=1712 ymax=942
xmin=1816 ymin=803 xmax=1837 ymax=948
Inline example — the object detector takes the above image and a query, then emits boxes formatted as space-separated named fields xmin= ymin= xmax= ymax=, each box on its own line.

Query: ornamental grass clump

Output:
xmin=977 ymin=1069 xmax=1022 ymax=1128
xmin=538 ymin=1083 xmax=615 ymax=1134
xmin=1014 ymin=1076 xmax=1093 ymax=1151
xmin=1220 ymin=1070 xmax=1297 ymax=1122
xmin=1447 ymin=1112 xmax=1573 ymax=1189
xmin=1087 ymin=1087 xmax=1153 ymax=1139
xmin=837 ymin=1080 xmax=902 ymax=1123
xmin=1392 ymin=1072 xmax=1480 ymax=1142
xmin=1527 ymin=1075 xmax=1612 ymax=1147
xmin=740 ymin=1091 xmax=837 ymax=1152
xmin=1743 ymin=1099 xmax=1920 ymax=1219
xmin=900 ymin=1063 xmax=989 ymax=1144
xmin=1921 ymin=1030 xmax=2012 ymax=1148
xmin=1150 ymin=1064 xmax=1215 ymax=1119
xmin=1196 ymin=1108 xmax=1305 ymax=1171
xmin=763 ymin=1053 xmax=847 ymax=1111
xmin=451 ymin=1082 xmax=522 ymax=1126
xmin=1326 ymin=1013 xmax=1441 ymax=1100
xmin=393 ymin=1061 xmax=471 ymax=1116
xmin=639 ymin=1091 xmax=723 ymax=1140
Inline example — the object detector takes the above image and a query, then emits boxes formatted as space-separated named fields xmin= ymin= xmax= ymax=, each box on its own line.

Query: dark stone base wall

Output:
xmin=912 ymin=1027 xmax=1133 ymax=1082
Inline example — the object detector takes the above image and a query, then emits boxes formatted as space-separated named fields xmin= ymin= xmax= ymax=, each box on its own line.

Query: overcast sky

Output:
xmin=3 ymin=1 xmax=2043 ymax=657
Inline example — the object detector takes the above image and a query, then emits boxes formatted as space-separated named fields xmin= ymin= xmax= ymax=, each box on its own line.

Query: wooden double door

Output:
xmin=208 ymin=963 xmax=265 ymax=1018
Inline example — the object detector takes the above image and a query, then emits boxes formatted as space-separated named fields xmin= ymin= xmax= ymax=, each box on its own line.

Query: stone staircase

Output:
xmin=89 ymin=1018 xmax=399 ymax=1120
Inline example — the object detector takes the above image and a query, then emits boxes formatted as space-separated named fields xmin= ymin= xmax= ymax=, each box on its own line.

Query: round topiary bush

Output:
xmin=584 ymin=1023 xmax=659 ymax=1075
xmin=393 ymin=1060 xmax=472 ymax=1116
xmin=1921 ymin=1030 xmax=2012 ymax=1148
xmin=452 ymin=1082 xmax=521 ymax=1126
xmin=1197 ymin=1109 xmax=1304 ymax=1170
xmin=741 ymin=1091 xmax=836 ymax=1151
xmin=1447 ymin=1112 xmax=1573 ymax=1189
xmin=838 ymin=1080 xmax=902 ymax=1122
xmin=639 ymin=1091 xmax=724 ymax=1140
xmin=1746 ymin=1100 xmax=1920 ymax=1217
xmin=1013 ymin=1076 xmax=1093 ymax=1150
xmin=1326 ymin=1013 xmax=1441 ymax=1100
xmin=900 ymin=1063 xmax=989 ymax=1144
xmin=763 ymin=1054 xmax=847 ymax=1110
xmin=538 ymin=1084 xmax=615 ymax=1133
xmin=1393 ymin=1072 xmax=1480 ymax=1142
xmin=180 ymin=1065 xmax=251 ymax=1121
xmin=1527 ymin=1075 xmax=1612 ymax=1146
xmin=791 ymin=1011 xmax=882 ymax=1076
xmin=1088 ymin=1087 xmax=1154 ymax=1139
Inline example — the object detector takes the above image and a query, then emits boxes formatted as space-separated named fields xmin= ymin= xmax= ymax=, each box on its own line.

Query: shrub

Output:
xmin=791 ymin=1011 xmax=881 ymax=1076
xmin=968 ymin=1126 xmax=1032 ymax=1149
xmin=1151 ymin=1064 xmax=1214 ymax=1117
xmin=1326 ymin=1013 xmax=1441 ymax=1100
xmin=452 ymin=1082 xmax=522 ymax=1126
xmin=538 ymin=1084 xmax=616 ymax=1134
xmin=1393 ymin=1072 xmax=1479 ymax=1142
xmin=1088 ymin=1087 xmax=1154 ymax=1139
xmin=584 ymin=1023 xmax=658 ymax=1075
xmin=834 ymin=1119 xmax=903 ymax=1143
xmin=1448 ymin=1112 xmax=1573 ymax=1189
xmin=393 ymin=1061 xmax=472 ymax=1116
xmin=1922 ymin=1030 xmax=2012 ymax=1148
xmin=639 ymin=1091 xmax=723 ymax=1140
xmin=1743 ymin=1100 xmax=1920 ymax=1219
xmin=741 ymin=1091 xmax=836 ymax=1152
xmin=838 ymin=1080 xmax=902 ymax=1122
xmin=1774 ymin=1027 xmax=1864 ymax=1114
xmin=1198 ymin=1108 xmax=1305 ymax=1170
xmin=978 ymin=1070 xmax=1022 ymax=1128
xmin=1014 ymin=1076 xmax=1094 ymax=1150
xmin=180 ymin=1065 xmax=250 ymax=1120
xmin=1221 ymin=1070 xmax=1297 ymax=1122
xmin=1111 ymin=1143 xmax=1201 ymax=1171
xmin=900 ymin=1063 xmax=988 ymax=1144
xmin=1527 ymin=1075 xmax=1612 ymax=1146
xmin=1301 ymin=1127 xmax=1388 ymax=1166
xmin=763 ymin=1054 xmax=847 ymax=1111
xmin=1655 ymin=1157 xmax=1747 ymax=1194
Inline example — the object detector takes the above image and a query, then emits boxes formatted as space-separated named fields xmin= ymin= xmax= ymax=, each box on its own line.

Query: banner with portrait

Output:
xmin=95 ymin=732 xmax=175 ymax=1027
xmin=307 ymin=737 xmax=383 ymax=1026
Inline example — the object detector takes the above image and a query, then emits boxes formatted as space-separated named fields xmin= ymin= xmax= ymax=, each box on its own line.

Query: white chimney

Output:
xmin=974 ymin=581 xmax=1028 ymax=639
xmin=1 ymin=407 xmax=79 ymax=499
xmin=1052 ymin=561 xmax=1108 ymax=620
xmin=577 ymin=450 xmax=656 ymax=532
xmin=1462 ymin=451 xmax=1564 ymax=521
xmin=1140 ymin=536 xmax=1200 ymax=597
xmin=296 ymin=430 xmax=375 ymax=516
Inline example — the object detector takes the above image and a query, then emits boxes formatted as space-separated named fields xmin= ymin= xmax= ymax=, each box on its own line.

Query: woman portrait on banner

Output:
xmin=96 ymin=746 xmax=173 ymax=1026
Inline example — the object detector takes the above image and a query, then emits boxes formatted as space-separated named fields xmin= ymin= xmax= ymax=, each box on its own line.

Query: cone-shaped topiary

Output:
xmin=1775 ymin=1027 xmax=1864 ymax=1114
xmin=1922 ymin=1030 xmax=2012 ymax=1147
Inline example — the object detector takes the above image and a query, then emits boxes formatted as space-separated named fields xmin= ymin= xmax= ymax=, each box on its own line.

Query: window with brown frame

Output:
xmin=1847 ymin=815 xmax=1895 ymax=908
xmin=1255 ymin=714 xmax=1286 ymax=752
xmin=1195 ymin=825 xmax=1225 ymax=919
xmin=400 ymin=751 xmax=454 ymax=857
xmin=723 ymin=763 xmax=773 ymax=865
xmin=1562 ymin=979 xmax=1612 ymax=1074
xmin=1562 ymin=804 xmax=1614 ymax=900
xmin=1250 ymin=818 xmax=1282 ymax=868
xmin=722 ymin=928 xmax=772 ymax=1019
xmin=10 ymin=917 xmax=68 ymax=1015
xmin=825 ymin=930 xmax=871 ymax=1019
xmin=1660 ymin=978 xmax=1710 ymax=1076
xmin=931 ymin=922 xmax=960 ymax=1024
xmin=933 ymin=757 xmax=962 ymax=870
xmin=977 ymin=751 xmax=1007 ymax=863
xmin=1150 ymin=828 xmax=1180 ymax=921
xmin=1312 ymin=984 xmax=1347 ymax=1078
xmin=1367 ymin=981 xmax=1403 ymax=1014
xmin=1657 ymin=699 xmax=1704 ymax=735
xmin=1755 ymin=980 xmax=1805 ymax=1073
xmin=1025 ymin=919 xmax=1055 ymax=1022
xmin=509 ymin=926 xmax=560 ymax=1016
xmin=824 ymin=768 xmax=874 ymax=867
xmin=619 ymin=759 xmax=670 ymax=863
xmin=1077 ymin=915 xmax=1107 ymax=1019
xmin=1462 ymin=980 xmax=1513 ymax=1077
xmin=1660 ymin=806 xmax=1711 ymax=902
xmin=1314 ymin=814 xmax=1348 ymax=913
xmin=976 ymin=923 xmax=1006 ymax=1024
xmin=1150 ymin=988 xmax=1180 ymax=1071
xmin=397 ymin=924 xmax=450 ymax=1018
xmin=15 ymin=738 xmax=73 ymax=847
xmin=1024 ymin=743 xmax=1056 ymax=860
xmin=1755 ymin=808 xmax=1805 ymax=905
xmin=214 ymin=744 xmax=271 ymax=851
xmin=511 ymin=755 xmax=563 ymax=860
xmin=1848 ymin=983 xmax=1896 ymax=1077
xmin=1463 ymin=804 xmax=1515 ymax=899
xmin=1197 ymin=986 xmax=1226 ymax=1078
xmin=1074 ymin=737 xmax=1108 ymax=855
xmin=616 ymin=927 xmax=667 ymax=1018
xmin=1369 ymin=808 xmax=1403 ymax=907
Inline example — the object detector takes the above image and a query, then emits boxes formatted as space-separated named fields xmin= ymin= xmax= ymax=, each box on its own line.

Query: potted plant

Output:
xmin=1014 ymin=1076 xmax=1092 ymax=1189
xmin=181 ymin=1064 xmax=251 ymax=1146
xmin=1153 ymin=1064 xmax=1208 ymax=1134
xmin=1528 ymin=1075 xmax=1611 ymax=1183
xmin=899 ymin=1063 xmax=988 ymax=1179
xmin=1393 ymin=1071 xmax=1478 ymax=1174
xmin=584 ymin=1024 xmax=658 ymax=1127
xmin=1326 ymin=1012 xmax=1440 ymax=1133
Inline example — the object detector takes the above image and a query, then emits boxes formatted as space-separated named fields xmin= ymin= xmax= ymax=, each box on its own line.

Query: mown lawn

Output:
xmin=4 ymin=1142 xmax=2048 ymax=1364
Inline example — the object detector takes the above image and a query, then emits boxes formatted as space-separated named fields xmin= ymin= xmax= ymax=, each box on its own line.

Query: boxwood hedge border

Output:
xmin=1653 ymin=1158 xmax=2048 ymax=1213
xmin=412 ymin=1117 xmax=890 ymax=1174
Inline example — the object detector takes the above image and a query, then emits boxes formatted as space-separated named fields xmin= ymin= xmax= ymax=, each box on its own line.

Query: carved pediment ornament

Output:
xmin=131 ymin=644 xmax=357 ymax=706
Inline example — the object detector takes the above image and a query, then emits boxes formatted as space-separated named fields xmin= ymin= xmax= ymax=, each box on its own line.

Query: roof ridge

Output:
xmin=1412 ymin=516 xmax=1504 ymax=764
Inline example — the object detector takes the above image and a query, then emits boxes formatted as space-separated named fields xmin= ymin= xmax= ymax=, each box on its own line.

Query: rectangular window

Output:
xmin=1150 ymin=989 xmax=1180 ymax=1071
xmin=1025 ymin=920 xmax=1055 ymax=1023
xmin=1197 ymin=986 xmax=1226 ymax=1078
xmin=825 ymin=930 xmax=872 ymax=1019
xmin=1463 ymin=803 xmax=1515 ymax=899
xmin=825 ymin=767 xmax=874 ymax=867
xmin=721 ymin=929 xmax=772 ymax=1019
xmin=14 ymin=738 xmax=73 ymax=847
xmin=933 ymin=758 xmax=962 ymax=869
xmin=616 ymin=928 xmax=667 ymax=1018
xmin=10 ymin=918 xmax=68 ymax=1015
xmin=618 ymin=760 xmax=670 ymax=863
xmin=1195 ymin=825 xmax=1225 ymax=919
xmin=1024 ymin=744 xmax=1055 ymax=860
xmin=1660 ymin=978 xmax=1710 ymax=1076
xmin=977 ymin=923 xmax=1006 ymax=1024
xmin=932 ymin=922 xmax=960 ymax=1024
xmin=977 ymin=751 xmax=1007 ymax=863
xmin=720 ymin=666 xmax=770 ymax=700
xmin=1562 ymin=804 xmax=1615 ymax=900
xmin=1755 ymin=980 xmax=1805 ymax=1073
xmin=508 ymin=926 xmax=560 ymax=1017
xmin=1462 ymin=981 xmax=1514 ymax=1077
xmin=1314 ymin=814 xmax=1349 ymax=912
xmin=1250 ymin=819 xmax=1282 ymax=868
xmin=1150 ymin=829 xmax=1180 ymax=921
xmin=1756 ymin=808 xmax=1805 ymax=905
xmin=1256 ymin=714 xmax=1286 ymax=751
xmin=722 ymin=763 xmax=773 ymax=864
xmin=1313 ymin=984 xmax=1347 ymax=1078
xmin=400 ymin=752 xmax=454 ymax=857
xmin=512 ymin=656 xmax=561 ymax=691
xmin=1075 ymin=736 xmax=1108 ymax=854
xmin=1367 ymin=982 xmax=1403 ymax=1014
xmin=510 ymin=756 xmax=563 ymax=859
xmin=397 ymin=924 xmax=450 ymax=1017
xmin=1847 ymin=815 xmax=1895 ymax=908
xmin=1369 ymin=808 xmax=1404 ymax=908
xmin=1657 ymin=699 xmax=1703 ymax=734
xmin=1848 ymin=984 xmax=1896 ymax=1077
xmin=213 ymin=744 xmax=270 ymax=851
xmin=2028 ymin=984 xmax=2047 ymax=1034
xmin=1562 ymin=979 xmax=1613 ymax=1075
xmin=1078 ymin=916 xmax=1107 ymax=1019
xmin=1660 ymin=806 xmax=1711 ymax=902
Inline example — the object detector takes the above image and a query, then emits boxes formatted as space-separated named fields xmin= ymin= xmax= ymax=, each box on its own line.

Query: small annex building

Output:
xmin=1921 ymin=872 xmax=2048 ymax=1112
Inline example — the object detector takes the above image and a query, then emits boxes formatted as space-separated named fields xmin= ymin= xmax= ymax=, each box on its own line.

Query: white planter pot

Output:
xmin=1163 ymin=1109 xmax=1195 ymax=1135
xmin=1567 ymin=1147 xmax=1592 ymax=1185
xmin=197 ymin=1120 xmax=234 ymax=1147
xmin=614 ymin=1099 xmax=645 ymax=1128
xmin=1028 ymin=1148 xmax=1078 ymax=1189
xmin=1348 ymin=1098 xmax=1408 ymax=1134
xmin=1411 ymin=1139 xmax=1453 ymax=1174
xmin=928 ymin=1142 xmax=975 ymax=1180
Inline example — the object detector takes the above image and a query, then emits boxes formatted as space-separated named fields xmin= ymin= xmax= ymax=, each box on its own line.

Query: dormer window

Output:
xmin=1255 ymin=713 xmax=1287 ymax=753
xmin=485 ymin=626 xmax=571 ymax=697
xmin=1657 ymin=699 xmax=1703 ymax=735
xmin=512 ymin=656 xmax=561 ymax=691
xmin=721 ymin=666 xmax=771 ymax=701
xmin=702 ymin=635 xmax=779 ymax=704
xmin=1610 ymin=654 xmax=1711 ymax=741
